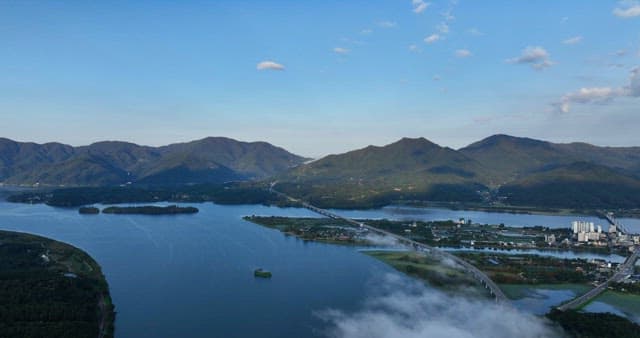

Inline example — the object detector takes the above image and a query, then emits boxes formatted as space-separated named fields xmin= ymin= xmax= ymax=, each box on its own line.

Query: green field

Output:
xmin=363 ymin=250 xmax=488 ymax=297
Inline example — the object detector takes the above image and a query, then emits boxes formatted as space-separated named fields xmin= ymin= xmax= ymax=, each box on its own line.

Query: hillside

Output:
xmin=460 ymin=134 xmax=640 ymax=182
xmin=277 ymin=135 xmax=640 ymax=209
xmin=277 ymin=137 xmax=492 ymax=208
xmin=498 ymin=162 xmax=640 ymax=209
xmin=0 ymin=137 xmax=306 ymax=186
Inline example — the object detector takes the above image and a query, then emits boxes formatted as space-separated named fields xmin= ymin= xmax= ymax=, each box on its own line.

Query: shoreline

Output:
xmin=3 ymin=185 xmax=640 ymax=220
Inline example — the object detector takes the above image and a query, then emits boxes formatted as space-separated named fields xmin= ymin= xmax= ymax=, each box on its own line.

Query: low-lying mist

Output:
xmin=317 ymin=273 xmax=563 ymax=338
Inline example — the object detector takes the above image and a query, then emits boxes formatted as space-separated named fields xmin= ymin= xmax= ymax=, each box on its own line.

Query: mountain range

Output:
xmin=0 ymin=137 xmax=307 ymax=186
xmin=276 ymin=135 xmax=640 ymax=209
xmin=3 ymin=134 xmax=640 ymax=209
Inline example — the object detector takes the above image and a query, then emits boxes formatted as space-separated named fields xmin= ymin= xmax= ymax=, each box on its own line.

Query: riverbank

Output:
xmin=6 ymin=185 xmax=640 ymax=220
xmin=0 ymin=230 xmax=115 ymax=338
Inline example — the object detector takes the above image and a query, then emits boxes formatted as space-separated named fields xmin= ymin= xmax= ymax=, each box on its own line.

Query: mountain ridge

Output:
xmin=0 ymin=137 xmax=307 ymax=186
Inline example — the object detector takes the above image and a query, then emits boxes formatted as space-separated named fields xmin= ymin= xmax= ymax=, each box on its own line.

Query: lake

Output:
xmin=0 ymin=197 xmax=638 ymax=336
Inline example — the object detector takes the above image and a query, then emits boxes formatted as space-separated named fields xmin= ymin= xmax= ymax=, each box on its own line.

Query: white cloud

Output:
xmin=424 ymin=34 xmax=440 ymax=44
xmin=563 ymin=36 xmax=583 ymax=45
xmin=467 ymin=28 xmax=484 ymax=36
xmin=412 ymin=0 xmax=430 ymax=13
xmin=408 ymin=44 xmax=419 ymax=52
xmin=333 ymin=47 xmax=350 ymax=55
xmin=555 ymin=67 xmax=640 ymax=112
xmin=318 ymin=274 xmax=561 ymax=338
xmin=256 ymin=61 xmax=285 ymax=71
xmin=455 ymin=49 xmax=472 ymax=58
xmin=507 ymin=46 xmax=555 ymax=70
xmin=361 ymin=29 xmax=373 ymax=35
xmin=436 ymin=22 xmax=449 ymax=34
xmin=378 ymin=21 xmax=397 ymax=28
xmin=613 ymin=0 xmax=640 ymax=17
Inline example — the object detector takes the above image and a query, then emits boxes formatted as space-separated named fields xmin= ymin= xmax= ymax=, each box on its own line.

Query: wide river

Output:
xmin=0 ymin=194 xmax=638 ymax=336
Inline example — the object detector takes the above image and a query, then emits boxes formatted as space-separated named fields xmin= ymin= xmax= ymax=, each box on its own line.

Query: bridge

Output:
xmin=557 ymin=246 xmax=638 ymax=311
xmin=558 ymin=214 xmax=638 ymax=311
xmin=269 ymin=185 xmax=508 ymax=304
xmin=603 ymin=212 xmax=630 ymax=234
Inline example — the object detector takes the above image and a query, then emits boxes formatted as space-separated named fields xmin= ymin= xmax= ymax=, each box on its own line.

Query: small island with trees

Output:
xmin=101 ymin=205 xmax=199 ymax=215
xmin=78 ymin=206 xmax=100 ymax=214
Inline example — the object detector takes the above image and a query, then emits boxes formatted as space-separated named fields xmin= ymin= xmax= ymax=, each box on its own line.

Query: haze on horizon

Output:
xmin=1 ymin=1 xmax=639 ymax=158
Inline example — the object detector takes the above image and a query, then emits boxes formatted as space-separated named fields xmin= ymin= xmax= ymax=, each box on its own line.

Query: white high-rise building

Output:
xmin=572 ymin=221 xmax=595 ymax=234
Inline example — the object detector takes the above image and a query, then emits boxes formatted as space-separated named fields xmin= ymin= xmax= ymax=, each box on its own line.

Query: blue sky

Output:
xmin=1 ymin=1 xmax=639 ymax=157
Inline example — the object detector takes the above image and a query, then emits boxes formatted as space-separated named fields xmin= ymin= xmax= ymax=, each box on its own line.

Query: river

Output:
xmin=0 ymin=196 xmax=638 ymax=336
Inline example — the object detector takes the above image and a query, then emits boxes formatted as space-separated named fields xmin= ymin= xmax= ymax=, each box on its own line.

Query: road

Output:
xmin=557 ymin=246 xmax=639 ymax=311
xmin=270 ymin=186 xmax=509 ymax=304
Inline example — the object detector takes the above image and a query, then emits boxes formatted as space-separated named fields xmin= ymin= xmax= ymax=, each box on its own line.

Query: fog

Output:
xmin=317 ymin=273 xmax=564 ymax=338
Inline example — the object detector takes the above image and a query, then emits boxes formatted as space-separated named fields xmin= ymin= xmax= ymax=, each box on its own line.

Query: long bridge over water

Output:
xmin=269 ymin=186 xmax=508 ymax=304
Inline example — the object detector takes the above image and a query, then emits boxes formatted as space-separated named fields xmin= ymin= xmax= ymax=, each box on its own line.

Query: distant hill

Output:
xmin=0 ymin=137 xmax=306 ymax=186
xmin=276 ymin=135 xmax=640 ymax=209
xmin=499 ymin=162 xmax=640 ymax=209
xmin=460 ymin=134 xmax=640 ymax=182
xmin=277 ymin=137 xmax=492 ymax=208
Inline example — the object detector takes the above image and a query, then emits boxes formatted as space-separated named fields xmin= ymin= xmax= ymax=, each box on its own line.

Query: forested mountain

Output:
xmin=276 ymin=135 xmax=640 ymax=209
xmin=4 ymin=134 xmax=640 ymax=210
xmin=459 ymin=134 xmax=640 ymax=182
xmin=0 ymin=137 xmax=306 ymax=186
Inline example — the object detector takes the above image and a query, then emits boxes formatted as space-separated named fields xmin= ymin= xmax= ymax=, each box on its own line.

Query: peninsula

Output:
xmin=0 ymin=230 xmax=115 ymax=338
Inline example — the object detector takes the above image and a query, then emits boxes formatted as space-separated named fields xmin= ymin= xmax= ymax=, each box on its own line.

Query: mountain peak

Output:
xmin=389 ymin=137 xmax=439 ymax=149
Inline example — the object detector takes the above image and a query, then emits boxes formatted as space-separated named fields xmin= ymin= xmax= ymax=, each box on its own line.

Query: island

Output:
xmin=0 ymin=230 xmax=115 ymax=338
xmin=101 ymin=205 xmax=199 ymax=215
xmin=79 ymin=206 xmax=100 ymax=214
xmin=254 ymin=268 xmax=272 ymax=278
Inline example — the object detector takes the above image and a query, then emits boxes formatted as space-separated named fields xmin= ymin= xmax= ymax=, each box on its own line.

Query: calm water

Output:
xmin=0 ymin=196 xmax=638 ymax=336
xmin=0 ymin=200 xmax=404 ymax=338
xmin=337 ymin=205 xmax=640 ymax=233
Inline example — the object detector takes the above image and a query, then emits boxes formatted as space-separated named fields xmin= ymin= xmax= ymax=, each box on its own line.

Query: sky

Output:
xmin=1 ymin=0 xmax=639 ymax=158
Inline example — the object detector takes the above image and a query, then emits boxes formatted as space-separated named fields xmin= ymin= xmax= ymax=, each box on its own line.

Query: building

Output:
xmin=545 ymin=234 xmax=556 ymax=245
xmin=572 ymin=221 xmax=595 ymax=234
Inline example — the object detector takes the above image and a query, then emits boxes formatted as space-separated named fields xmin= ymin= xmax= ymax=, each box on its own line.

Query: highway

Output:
xmin=269 ymin=186 xmax=508 ymax=304
xmin=557 ymin=246 xmax=639 ymax=311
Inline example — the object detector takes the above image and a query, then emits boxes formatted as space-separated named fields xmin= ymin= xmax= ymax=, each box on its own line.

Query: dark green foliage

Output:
xmin=499 ymin=162 xmax=640 ymax=209
xmin=102 ymin=205 xmax=198 ymax=215
xmin=547 ymin=309 xmax=640 ymax=338
xmin=609 ymin=282 xmax=640 ymax=295
xmin=78 ymin=206 xmax=100 ymax=214
xmin=7 ymin=183 xmax=287 ymax=207
xmin=0 ymin=230 xmax=115 ymax=338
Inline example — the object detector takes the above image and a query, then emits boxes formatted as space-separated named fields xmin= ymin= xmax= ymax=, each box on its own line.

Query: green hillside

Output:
xmin=0 ymin=137 xmax=306 ymax=186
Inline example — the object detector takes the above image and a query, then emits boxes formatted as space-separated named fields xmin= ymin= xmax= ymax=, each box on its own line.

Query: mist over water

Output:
xmin=318 ymin=274 xmax=563 ymax=338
